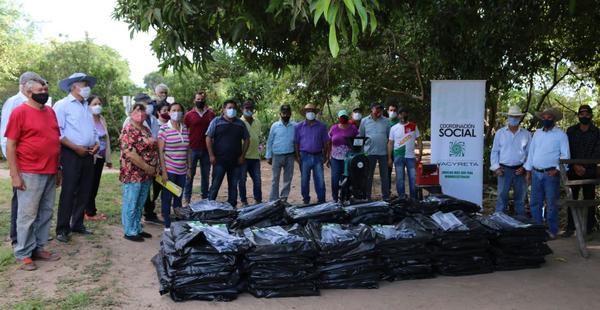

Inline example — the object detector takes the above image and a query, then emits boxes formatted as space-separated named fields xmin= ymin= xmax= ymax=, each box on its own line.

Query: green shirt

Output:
xmin=242 ymin=117 xmax=262 ymax=159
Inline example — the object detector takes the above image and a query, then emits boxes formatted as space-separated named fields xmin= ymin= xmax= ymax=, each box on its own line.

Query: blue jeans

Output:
xmin=184 ymin=149 xmax=211 ymax=201
xmin=209 ymin=163 xmax=241 ymax=207
xmin=530 ymin=170 xmax=560 ymax=235
xmin=496 ymin=167 xmax=527 ymax=216
xmin=121 ymin=181 xmax=151 ymax=237
xmin=238 ymin=159 xmax=262 ymax=204
xmin=300 ymin=152 xmax=326 ymax=204
xmin=330 ymin=158 xmax=345 ymax=202
xmin=161 ymin=173 xmax=186 ymax=228
xmin=367 ymin=155 xmax=390 ymax=200
xmin=395 ymin=157 xmax=417 ymax=198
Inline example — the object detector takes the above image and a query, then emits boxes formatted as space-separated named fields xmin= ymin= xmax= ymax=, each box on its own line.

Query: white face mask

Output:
xmin=79 ymin=86 xmax=91 ymax=99
xmin=352 ymin=112 xmax=362 ymax=121
xmin=243 ymin=110 xmax=253 ymax=117
xmin=169 ymin=111 xmax=183 ymax=122
xmin=90 ymin=105 xmax=102 ymax=115
xmin=305 ymin=112 xmax=316 ymax=121
xmin=388 ymin=111 xmax=397 ymax=119
xmin=226 ymin=108 xmax=237 ymax=118
xmin=145 ymin=104 xmax=154 ymax=116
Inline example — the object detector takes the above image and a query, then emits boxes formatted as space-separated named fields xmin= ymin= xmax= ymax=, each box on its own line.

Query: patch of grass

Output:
xmin=0 ymin=247 xmax=14 ymax=272
xmin=0 ymin=180 xmax=12 ymax=206
xmin=58 ymin=291 xmax=91 ymax=310
xmin=94 ymin=173 xmax=123 ymax=225
xmin=11 ymin=299 xmax=45 ymax=310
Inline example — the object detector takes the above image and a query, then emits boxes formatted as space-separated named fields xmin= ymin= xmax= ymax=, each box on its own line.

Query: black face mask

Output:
xmin=195 ymin=100 xmax=205 ymax=109
xmin=281 ymin=116 xmax=290 ymax=123
xmin=542 ymin=119 xmax=555 ymax=129
xmin=579 ymin=117 xmax=592 ymax=125
xmin=31 ymin=93 xmax=49 ymax=105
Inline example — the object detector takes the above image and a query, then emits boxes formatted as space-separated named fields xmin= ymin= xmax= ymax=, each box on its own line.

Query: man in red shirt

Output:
xmin=183 ymin=91 xmax=215 ymax=204
xmin=5 ymin=78 xmax=62 ymax=271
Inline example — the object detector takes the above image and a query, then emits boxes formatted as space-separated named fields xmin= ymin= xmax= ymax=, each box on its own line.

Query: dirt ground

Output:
xmin=2 ymin=161 xmax=600 ymax=309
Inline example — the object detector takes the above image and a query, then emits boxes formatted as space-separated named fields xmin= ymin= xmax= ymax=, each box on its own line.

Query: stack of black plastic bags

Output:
xmin=153 ymin=194 xmax=553 ymax=302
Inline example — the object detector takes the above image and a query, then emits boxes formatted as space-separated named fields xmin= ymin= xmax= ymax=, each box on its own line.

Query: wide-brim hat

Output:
xmin=535 ymin=107 xmax=563 ymax=122
xmin=59 ymin=72 xmax=97 ymax=92
xmin=499 ymin=105 xmax=525 ymax=117
xmin=301 ymin=104 xmax=319 ymax=113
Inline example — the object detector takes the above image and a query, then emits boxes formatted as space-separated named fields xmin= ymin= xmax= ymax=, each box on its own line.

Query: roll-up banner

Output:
xmin=431 ymin=80 xmax=486 ymax=206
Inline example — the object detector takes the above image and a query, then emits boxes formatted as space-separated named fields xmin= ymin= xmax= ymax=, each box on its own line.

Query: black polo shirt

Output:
xmin=206 ymin=116 xmax=249 ymax=165
xmin=566 ymin=123 xmax=600 ymax=179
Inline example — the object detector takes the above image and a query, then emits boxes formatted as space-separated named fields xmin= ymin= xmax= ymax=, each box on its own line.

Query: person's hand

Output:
xmin=494 ymin=168 xmax=504 ymax=177
xmin=56 ymin=171 xmax=62 ymax=187
xmin=11 ymin=174 xmax=25 ymax=191
xmin=238 ymin=156 xmax=246 ymax=166
xmin=325 ymin=158 xmax=331 ymax=168
xmin=548 ymin=169 xmax=559 ymax=177
xmin=515 ymin=167 xmax=525 ymax=175
xmin=526 ymin=171 xmax=531 ymax=185
xmin=161 ymin=171 xmax=168 ymax=184
xmin=88 ymin=144 xmax=99 ymax=155
xmin=209 ymin=155 xmax=216 ymax=166
xmin=144 ymin=164 xmax=156 ymax=176
xmin=574 ymin=164 xmax=586 ymax=177
xmin=75 ymin=146 xmax=89 ymax=157
xmin=106 ymin=162 xmax=113 ymax=169
xmin=388 ymin=158 xmax=393 ymax=168
xmin=267 ymin=158 xmax=272 ymax=165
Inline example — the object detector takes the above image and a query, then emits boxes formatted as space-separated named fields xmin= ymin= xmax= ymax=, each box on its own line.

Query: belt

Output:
xmin=302 ymin=151 xmax=322 ymax=155
xmin=275 ymin=152 xmax=295 ymax=156
xmin=533 ymin=167 xmax=556 ymax=173
xmin=500 ymin=164 xmax=523 ymax=169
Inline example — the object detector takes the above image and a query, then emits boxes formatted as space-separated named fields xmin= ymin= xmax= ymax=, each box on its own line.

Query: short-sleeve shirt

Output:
xmin=119 ymin=123 xmax=159 ymax=183
xmin=329 ymin=124 xmax=358 ymax=160
xmin=242 ymin=117 xmax=262 ymax=160
xmin=4 ymin=104 xmax=60 ymax=174
xmin=359 ymin=115 xmax=390 ymax=156
xmin=206 ymin=116 xmax=250 ymax=165
xmin=158 ymin=121 xmax=190 ymax=175
xmin=295 ymin=120 xmax=330 ymax=153
xmin=389 ymin=122 xmax=420 ymax=158
xmin=184 ymin=108 xmax=215 ymax=150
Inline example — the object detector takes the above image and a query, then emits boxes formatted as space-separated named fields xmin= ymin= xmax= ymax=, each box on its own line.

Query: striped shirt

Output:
xmin=158 ymin=121 xmax=190 ymax=175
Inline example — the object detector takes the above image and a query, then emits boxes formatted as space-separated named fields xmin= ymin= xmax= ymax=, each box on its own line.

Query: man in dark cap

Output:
xmin=265 ymin=104 xmax=296 ymax=202
xmin=359 ymin=102 xmax=391 ymax=200
xmin=563 ymin=104 xmax=600 ymax=238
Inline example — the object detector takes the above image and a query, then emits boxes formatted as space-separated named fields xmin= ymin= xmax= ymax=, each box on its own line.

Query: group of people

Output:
xmin=2 ymin=70 xmax=597 ymax=271
xmin=490 ymin=105 xmax=599 ymax=239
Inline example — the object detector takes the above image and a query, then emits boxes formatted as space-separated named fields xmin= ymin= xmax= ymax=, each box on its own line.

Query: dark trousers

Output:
xmin=161 ymin=172 xmax=186 ymax=228
xmin=184 ymin=148 xmax=211 ymax=200
xmin=143 ymin=179 xmax=162 ymax=219
xmin=209 ymin=163 xmax=241 ymax=207
xmin=238 ymin=158 xmax=262 ymax=204
xmin=86 ymin=157 xmax=105 ymax=216
xmin=10 ymin=187 xmax=17 ymax=244
xmin=567 ymin=185 xmax=597 ymax=233
xmin=56 ymin=147 xmax=94 ymax=235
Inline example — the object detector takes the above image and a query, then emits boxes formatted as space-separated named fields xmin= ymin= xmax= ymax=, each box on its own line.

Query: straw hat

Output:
xmin=534 ymin=107 xmax=563 ymax=121
xmin=301 ymin=104 xmax=319 ymax=113
xmin=499 ymin=106 xmax=525 ymax=117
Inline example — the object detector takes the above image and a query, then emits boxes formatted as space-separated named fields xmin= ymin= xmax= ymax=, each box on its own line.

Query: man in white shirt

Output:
xmin=524 ymin=107 xmax=570 ymax=239
xmin=0 ymin=72 xmax=44 ymax=245
xmin=387 ymin=106 xmax=422 ymax=198
xmin=490 ymin=106 xmax=531 ymax=216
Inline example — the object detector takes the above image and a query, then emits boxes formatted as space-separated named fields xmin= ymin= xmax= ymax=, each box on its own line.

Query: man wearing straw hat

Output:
xmin=524 ymin=107 xmax=570 ymax=239
xmin=490 ymin=106 xmax=531 ymax=215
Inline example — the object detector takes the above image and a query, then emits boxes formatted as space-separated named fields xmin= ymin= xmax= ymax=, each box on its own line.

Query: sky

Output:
xmin=17 ymin=0 xmax=159 ymax=86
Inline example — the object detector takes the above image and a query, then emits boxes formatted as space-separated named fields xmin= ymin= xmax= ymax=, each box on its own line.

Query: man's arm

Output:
xmin=387 ymin=140 xmax=394 ymax=168
xmin=265 ymin=124 xmax=275 ymax=161
xmin=206 ymin=136 xmax=216 ymax=166
xmin=6 ymin=139 xmax=25 ymax=190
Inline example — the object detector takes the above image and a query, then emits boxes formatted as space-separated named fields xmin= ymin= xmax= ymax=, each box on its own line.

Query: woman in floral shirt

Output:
xmin=327 ymin=110 xmax=358 ymax=202
xmin=120 ymin=103 xmax=159 ymax=242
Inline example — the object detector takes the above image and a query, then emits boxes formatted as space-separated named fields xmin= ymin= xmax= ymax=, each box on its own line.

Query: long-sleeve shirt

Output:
xmin=524 ymin=126 xmax=570 ymax=171
xmin=265 ymin=120 xmax=296 ymax=158
xmin=0 ymin=91 xmax=27 ymax=156
xmin=53 ymin=93 xmax=98 ymax=147
xmin=566 ymin=124 xmax=600 ymax=178
xmin=489 ymin=126 xmax=531 ymax=171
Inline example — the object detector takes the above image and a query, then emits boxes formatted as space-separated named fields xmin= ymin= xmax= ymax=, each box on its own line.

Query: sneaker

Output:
xmin=32 ymin=250 xmax=61 ymax=261
xmin=72 ymin=228 xmax=93 ymax=235
xmin=144 ymin=217 xmax=164 ymax=225
xmin=164 ymin=228 xmax=171 ymax=232
xmin=18 ymin=257 xmax=37 ymax=271
xmin=56 ymin=234 xmax=70 ymax=243
xmin=546 ymin=231 xmax=557 ymax=241
xmin=560 ymin=230 xmax=574 ymax=238
xmin=138 ymin=231 xmax=152 ymax=238
xmin=123 ymin=235 xmax=144 ymax=242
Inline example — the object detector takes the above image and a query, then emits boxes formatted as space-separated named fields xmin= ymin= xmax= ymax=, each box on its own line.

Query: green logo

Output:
xmin=449 ymin=141 xmax=465 ymax=157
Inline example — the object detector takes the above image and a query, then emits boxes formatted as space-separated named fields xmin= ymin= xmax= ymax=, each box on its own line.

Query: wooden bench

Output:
xmin=558 ymin=159 xmax=600 ymax=258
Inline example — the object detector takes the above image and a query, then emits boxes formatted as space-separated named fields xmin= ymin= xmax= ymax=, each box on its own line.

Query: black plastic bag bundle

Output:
xmin=477 ymin=213 xmax=552 ymax=271
xmin=420 ymin=194 xmax=481 ymax=214
xmin=387 ymin=197 xmax=422 ymax=219
xmin=306 ymin=223 xmax=379 ymax=289
xmin=173 ymin=200 xmax=237 ymax=225
xmin=152 ymin=221 xmax=250 ymax=302
xmin=373 ymin=217 xmax=435 ymax=281
xmin=286 ymin=202 xmax=347 ymax=224
xmin=342 ymin=201 xmax=394 ymax=225
xmin=416 ymin=211 xmax=493 ymax=276
xmin=242 ymin=224 xmax=319 ymax=298
xmin=231 ymin=200 xmax=289 ymax=229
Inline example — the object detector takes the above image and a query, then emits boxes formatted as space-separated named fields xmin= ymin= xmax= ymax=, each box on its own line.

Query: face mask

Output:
xmin=225 ymin=108 xmax=237 ymax=118
xmin=305 ymin=112 xmax=316 ymax=121
xmin=160 ymin=112 xmax=171 ymax=120
xmin=145 ymin=104 xmax=154 ymax=116
xmin=158 ymin=96 xmax=167 ymax=102
xmin=169 ymin=111 xmax=183 ymax=121
xmin=388 ymin=111 xmax=397 ymax=119
xmin=90 ymin=105 xmax=102 ymax=115
xmin=31 ymin=92 xmax=49 ymax=105
xmin=579 ymin=117 xmax=592 ymax=125
xmin=195 ymin=100 xmax=205 ymax=109
xmin=507 ymin=117 xmax=520 ymax=127
xmin=339 ymin=117 xmax=349 ymax=124
xmin=352 ymin=112 xmax=362 ymax=121
xmin=131 ymin=111 xmax=146 ymax=123
xmin=243 ymin=110 xmax=253 ymax=117
xmin=542 ymin=119 xmax=555 ymax=129
xmin=79 ymin=86 xmax=91 ymax=99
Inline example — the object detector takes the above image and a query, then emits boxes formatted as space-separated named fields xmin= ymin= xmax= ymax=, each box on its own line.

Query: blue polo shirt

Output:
xmin=206 ymin=116 xmax=249 ymax=165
